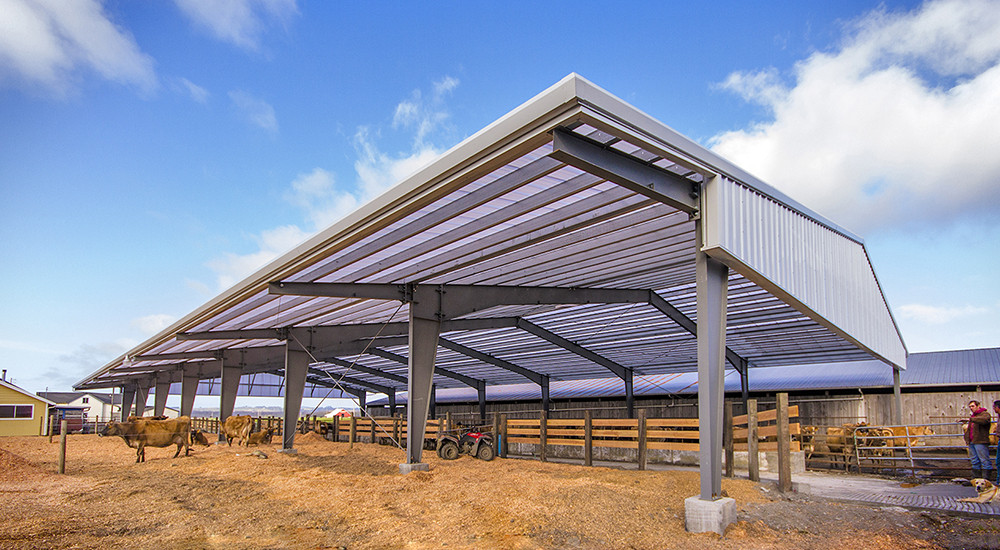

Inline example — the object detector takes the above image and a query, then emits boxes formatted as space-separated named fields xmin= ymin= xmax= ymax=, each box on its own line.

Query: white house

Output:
xmin=37 ymin=391 xmax=120 ymax=423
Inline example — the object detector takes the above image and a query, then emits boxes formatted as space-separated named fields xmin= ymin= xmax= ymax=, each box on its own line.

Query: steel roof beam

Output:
xmin=647 ymin=292 xmax=748 ymax=374
xmin=308 ymin=367 xmax=394 ymax=395
xmin=367 ymin=348 xmax=484 ymax=390
xmin=514 ymin=318 xmax=631 ymax=381
xmin=267 ymin=283 xmax=652 ymax=322
xmin=438 ymin=338 xmax=547 ymax=387
xmin=550 ymin=128 xmax=699 ymax=214
xmin=315 ymin=357 xmax=408 ymax=385
xmin=174 ymin=317 xmax=521 ymax=347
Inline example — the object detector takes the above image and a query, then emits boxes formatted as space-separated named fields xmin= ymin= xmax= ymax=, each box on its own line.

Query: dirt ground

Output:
xmin=1 ymin=433 xmax=996 ymax=550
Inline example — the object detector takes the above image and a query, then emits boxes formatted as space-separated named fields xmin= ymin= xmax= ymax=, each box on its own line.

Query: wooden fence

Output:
xmin=191 ymin=399 xmax=799 ymax=483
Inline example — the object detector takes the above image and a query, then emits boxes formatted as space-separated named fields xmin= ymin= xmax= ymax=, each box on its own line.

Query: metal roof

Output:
xmin=75 ymin=74 xmax=906 ymax=398
xmin=370 ymin=348 xmax=1000 ymax=405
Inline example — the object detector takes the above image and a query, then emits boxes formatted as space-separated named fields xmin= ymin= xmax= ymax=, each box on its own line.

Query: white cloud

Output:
xmin=0 ymin=339 xmax=62 ymax=355
xmin=897 ymin=303 xmax=989 ymax=324
xmin=229 ymin=90 xmax=278 ymax=132
xmin=391 ymin=75 xmax=459 ymax=149
xmin=174 ymin=0 xmax=297 ymax=51
xmin=205 ymin=77 xmax=457 ymax=291
xmin=207 ymin=224 xmax=309 ymax=290
xmin=709 ymin=0 xmax=1000 ymax=234
xmin=284 ymin=168 xmax=361 ymax=230
xmin=354 ymin=126 xmax=443 ymax=197
xmin=131 ymin=314 xmax=177 ymax=336
xmin=0 ymin=0 xmax=157 ymax=96
xmin=177 ymin=77 xmax=209 ymax=103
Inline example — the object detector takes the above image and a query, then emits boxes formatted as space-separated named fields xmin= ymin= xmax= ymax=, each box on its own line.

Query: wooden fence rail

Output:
xmin=191 ymin=400 xmax=799 ymax=479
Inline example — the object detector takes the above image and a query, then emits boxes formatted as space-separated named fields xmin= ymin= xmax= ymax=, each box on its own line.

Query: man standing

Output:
xmin=960 ymin=400 xmax=992 ymax=480
xmin=993 ymin=400 xmax=1000 ymax=485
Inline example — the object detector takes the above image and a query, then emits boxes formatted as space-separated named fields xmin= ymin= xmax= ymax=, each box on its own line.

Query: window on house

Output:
xmin=0 ymin=405 xmax=33 ymax=419
xmin=82 ymin=397 xmax=89 ymax=403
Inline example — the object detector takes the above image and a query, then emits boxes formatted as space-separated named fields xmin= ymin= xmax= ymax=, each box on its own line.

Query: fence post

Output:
xmin=349 ymin=416 xmax=357 ymax=448
xmin=393 ymin=416 xmax=399 ymax=445
xmin=777 ymin=393 xmax=792 ymax=492
xmin=584 ymin=410 xmax=593 ymax=467
xmin=724 ymin=401 xmax=734 ymax=478
xmin=748 ymin=399 xmax=759 ymax=482
xmin=58 ymin=419 xmax=67 ymax=474
xmin=539 ymin=410 xmax=547 ymax=462
xmin=49 ymin=413 xmax=55 ymax=443
xmin=370 ymin=416 xmax=377 ymax=443
xmin=500 ymin=414 xmax=508 ymax=459
xmin=638 ymin=409 xmax=647 ymax=471
xmin=332 ymin=416 xmax=339 ymax=443
xmin=492 ymin=413 xmax=500 ymax=456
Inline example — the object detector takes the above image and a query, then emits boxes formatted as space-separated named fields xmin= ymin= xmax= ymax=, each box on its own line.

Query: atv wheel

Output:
xmin=476 ymin=442 xmax=495 ymax=461
xmin=438 ymin=440 xmax=459 ymax=460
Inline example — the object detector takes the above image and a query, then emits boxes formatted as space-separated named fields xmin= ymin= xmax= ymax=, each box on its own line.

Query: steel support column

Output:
xmin=740 ymin=358 xmax=750 ymax=408
xmin=282 ymin=345 xmax=309 ymax=451
xmin=219 ymin=360 xmax=241 ymax=443
xmin=696 ymin=230 xmax=729 ymax=501
xmin=478 ymin=382 xmax=487 ymax=422
xmin=153 ymin=372 xmax=171 ymax=417
xmin=388 ymin=392 xmax=397 ymax=416
xmin=624 ymin=370 xmax=635 ymax=418
xmin=180 ymin=366 xmax=199 ymax=417
xmin=120 ymin=384 xmax=136 ymax=422
xmin=134 ymin=382 xmax=150 ymax=417
xmin=892 ymin=366 xmax=903 ymax=425
xmin=404 ymin=300 xmax=441 ymax=468
xmin=541 ymin=376 xmax=550 ymax=413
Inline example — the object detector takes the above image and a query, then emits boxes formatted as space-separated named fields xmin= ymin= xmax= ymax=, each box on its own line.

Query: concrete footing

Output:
xmin=684 ymin=496 xmax=736 ymax=535
xmin=399 ymin=462 xmax=429 ymax=474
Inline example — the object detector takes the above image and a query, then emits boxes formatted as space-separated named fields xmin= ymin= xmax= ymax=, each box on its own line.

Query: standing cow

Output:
xmin=100 ymin=416 xmax=192 ymax=463
xmin=222 ymin=415 xmax=253 ymax=446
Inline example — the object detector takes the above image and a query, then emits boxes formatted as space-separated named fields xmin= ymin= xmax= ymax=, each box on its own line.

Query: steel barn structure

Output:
xmin=76 ymin=74 xmax=906 ymax=529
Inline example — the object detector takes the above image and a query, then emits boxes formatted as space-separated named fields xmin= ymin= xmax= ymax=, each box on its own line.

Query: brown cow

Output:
xmin=222 ymin=415 xmax=253 ymax=446
xmin=800 ymin=426 xmax=818 ymax=459
xmin=191 ymin=429 xmax=211 ymax=447
xmin=247 ymin=428 xmax=275 ymax=446
xmin=100 ymin=416 xmax=192 ymax=463
xmin=826 ymin=422 xmax=867 ymax=454
xmin=886 ymin=425 xmax=935 ymax=447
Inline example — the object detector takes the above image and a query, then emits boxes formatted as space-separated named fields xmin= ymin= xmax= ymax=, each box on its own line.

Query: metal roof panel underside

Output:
xmin=77 ymin=74 xmax=906 ymax=393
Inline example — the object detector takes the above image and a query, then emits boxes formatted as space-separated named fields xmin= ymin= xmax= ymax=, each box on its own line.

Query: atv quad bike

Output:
xmin=436 ymin=428 xmax=495 ymax=461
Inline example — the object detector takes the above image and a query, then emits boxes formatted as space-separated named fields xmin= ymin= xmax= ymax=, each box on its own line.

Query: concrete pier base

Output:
xmin=399 ymin=462 xmax=429 ymax=474
xmin=684 ymin=496 xmax=736 ymax=535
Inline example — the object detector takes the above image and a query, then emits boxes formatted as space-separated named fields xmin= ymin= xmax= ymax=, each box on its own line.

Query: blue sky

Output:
xmin=1 ymin=0 xmax=998 ymax=399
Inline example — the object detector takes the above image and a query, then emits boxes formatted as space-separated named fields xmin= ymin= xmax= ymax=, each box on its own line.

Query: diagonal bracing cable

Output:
xmin=289 ymin=302 xmax=407 ymax=450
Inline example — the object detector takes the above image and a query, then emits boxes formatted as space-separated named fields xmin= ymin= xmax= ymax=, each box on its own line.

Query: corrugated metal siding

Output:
xmin=706 ymin=177 xmax=906 ymax=367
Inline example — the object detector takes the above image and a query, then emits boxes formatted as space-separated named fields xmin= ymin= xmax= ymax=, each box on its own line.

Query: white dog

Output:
xmin=958 ymin=478 xmax=1000 ymax=504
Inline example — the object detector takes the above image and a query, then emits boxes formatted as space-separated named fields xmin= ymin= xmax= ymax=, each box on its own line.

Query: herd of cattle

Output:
xmin=99 ymin=414 xmax=276 ymax=463
xmin=799 ymin=422 xmax=937 ymax=462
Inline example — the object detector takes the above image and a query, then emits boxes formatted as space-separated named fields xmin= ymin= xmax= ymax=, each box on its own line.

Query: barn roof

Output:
xmin=75 ymin=74 xmax=906 ymax=399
